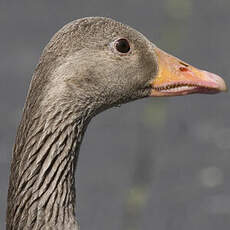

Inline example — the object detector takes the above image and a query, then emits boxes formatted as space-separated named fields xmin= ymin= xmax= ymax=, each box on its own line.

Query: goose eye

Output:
xmin=115 ymin=38 xmax=130 ymax=53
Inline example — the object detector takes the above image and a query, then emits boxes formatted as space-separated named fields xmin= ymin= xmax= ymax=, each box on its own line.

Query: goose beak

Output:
xmin=150 ymin=47 xmax=227 ymax=97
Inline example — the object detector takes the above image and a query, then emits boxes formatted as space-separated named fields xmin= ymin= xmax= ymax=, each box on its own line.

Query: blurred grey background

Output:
xmin=0 ymin=0 xmax=230 ymax=229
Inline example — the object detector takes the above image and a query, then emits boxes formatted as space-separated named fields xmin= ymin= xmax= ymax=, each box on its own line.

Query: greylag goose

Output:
xmin=6 ymin=17 xmax=227 ymax=230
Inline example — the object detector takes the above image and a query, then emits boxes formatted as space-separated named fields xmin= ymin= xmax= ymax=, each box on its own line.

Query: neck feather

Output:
xmin=7 ymin=95 xmax=91 ymax=229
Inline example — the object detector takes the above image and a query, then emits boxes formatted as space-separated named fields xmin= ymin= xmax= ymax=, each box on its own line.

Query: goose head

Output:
xmin=33 ymin=17 xmax=227 ymax=117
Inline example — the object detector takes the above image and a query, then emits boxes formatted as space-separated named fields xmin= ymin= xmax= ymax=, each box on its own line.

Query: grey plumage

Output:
xmin=7 ymin=17 xmax=156 ymax=229
xmin=6 ymin=16 xmax=226 ymax=230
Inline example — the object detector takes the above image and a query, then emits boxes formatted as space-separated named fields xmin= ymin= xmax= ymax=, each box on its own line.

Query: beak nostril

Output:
xmin=179 ymin=61 xmax=189 ymax=67
xmin=179 ymin=67 xmax=188 ymax=72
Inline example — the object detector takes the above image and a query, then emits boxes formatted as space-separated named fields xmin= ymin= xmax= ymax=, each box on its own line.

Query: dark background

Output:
xmin=1 ymin=1 xmax=230 ymax=229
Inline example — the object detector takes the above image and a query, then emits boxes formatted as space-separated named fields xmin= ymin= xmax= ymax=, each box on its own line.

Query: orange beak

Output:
xmin=150 ymin=47 xmax=227 ymax=96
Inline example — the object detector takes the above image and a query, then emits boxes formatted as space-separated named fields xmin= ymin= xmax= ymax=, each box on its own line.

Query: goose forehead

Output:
xmin=58 ymin=17 xmax=148 ymax=44
xmin=42 ymin=17 xmax=153 ymax=65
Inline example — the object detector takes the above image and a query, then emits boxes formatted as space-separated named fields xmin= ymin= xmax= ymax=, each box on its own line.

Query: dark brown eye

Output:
xmin=115 ymin=38 xmax=130 ymax=53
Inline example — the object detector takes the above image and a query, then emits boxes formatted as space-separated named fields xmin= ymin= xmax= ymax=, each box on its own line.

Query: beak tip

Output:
xmin=217 ymin=77 xmax=228 ymax=92
xmin=223 ymin=84 xmax=228 ymax=92
xmin=216 ymin=78 xmax=228 ymax=93
xmin=202 ymin=70 xmax=228 ymax=93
